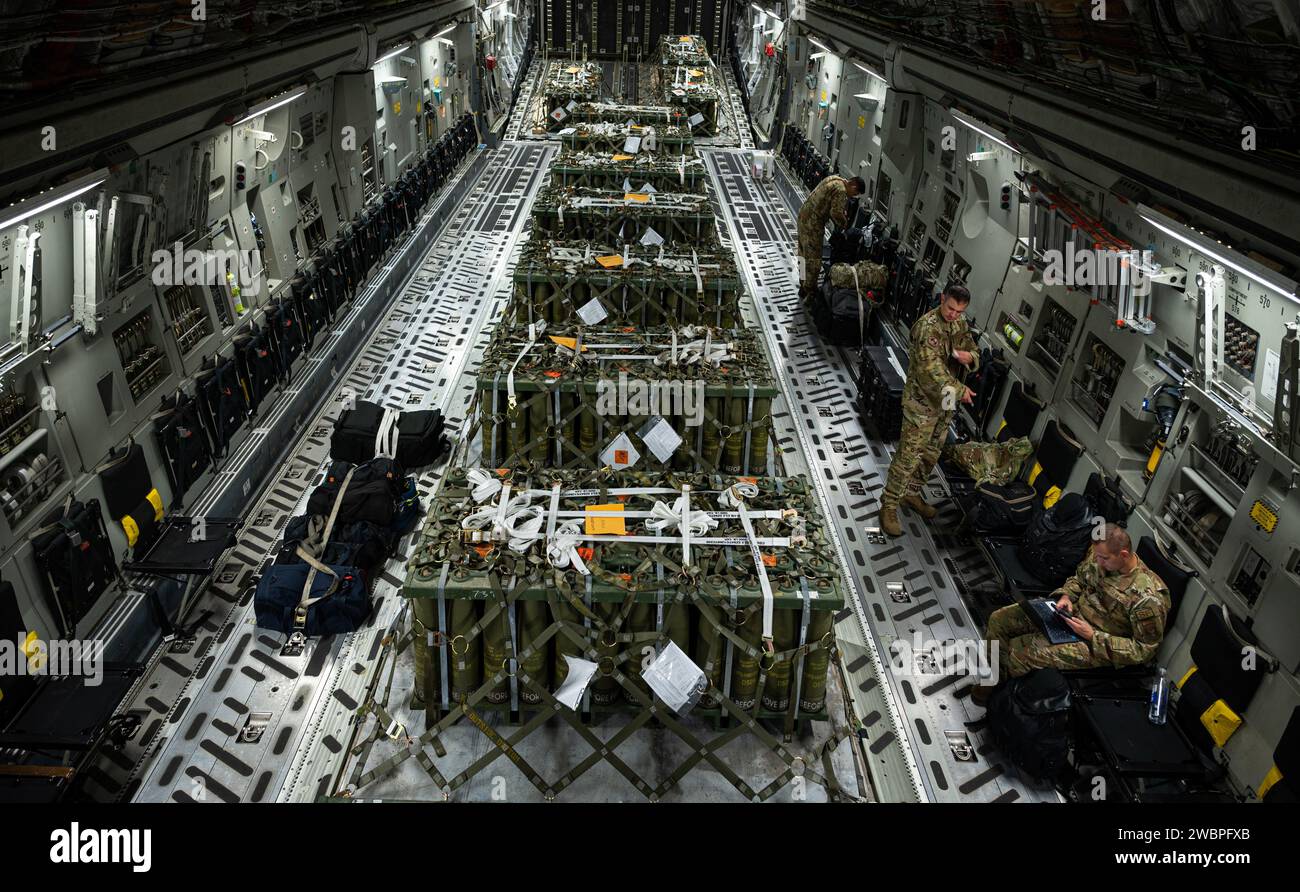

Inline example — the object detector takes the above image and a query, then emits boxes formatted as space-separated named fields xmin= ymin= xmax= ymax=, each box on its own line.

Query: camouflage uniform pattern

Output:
xmin=942 ymin=436 xmax=1033 ymax=485
xmin=986 ymin=546 xmax=1171 ymax=678
xmin=881 ymin=307 xmax=979 ymax=510
xmin=796 ymin=176 xmax=850 ymax=291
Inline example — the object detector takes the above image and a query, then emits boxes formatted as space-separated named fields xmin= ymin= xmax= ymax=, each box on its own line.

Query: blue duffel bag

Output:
xmin=254 ymin=561 xmax=370 ymax=637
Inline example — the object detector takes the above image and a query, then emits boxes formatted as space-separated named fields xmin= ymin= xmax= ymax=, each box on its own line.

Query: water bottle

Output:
xmin=1148 ymin=667 xmax=1169 ymax=725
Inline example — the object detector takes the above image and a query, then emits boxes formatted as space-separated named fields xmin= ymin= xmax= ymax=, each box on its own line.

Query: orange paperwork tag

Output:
xmin=549 ymin=335 xmax=588 ymax=351
xmin=596 ymin=255 xmax=625 ymax=269
xmin=585 ymin=504 xmax=626 ymax=535
xmin=624 ymin=193 xmax=651 ymax=203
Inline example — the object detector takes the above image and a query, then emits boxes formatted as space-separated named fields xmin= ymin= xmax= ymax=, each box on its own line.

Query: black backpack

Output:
xmin=1016 ymin=493 xmax=1095 ymax=587
xmin=986 ymin=669 xmax=1072 ymax=782
xmin=969 ymin=480 xmax=1036 ymax=533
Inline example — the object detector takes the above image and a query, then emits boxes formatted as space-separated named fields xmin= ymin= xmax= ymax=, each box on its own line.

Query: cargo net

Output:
xmin=550 ymin=149 xmax=708 ymax=193
xmin=467 ymin=324 xmax=777 ymax=476
xmin=512 ymin=241 xmax=741 ymax=327
xmin=336 ymin=472 xmax=859 ymax=802
xmin=559 ymin=121 xmax=696 ymax=157
xmin=656 ymin=35 xmax=721 ymax=136
xmin=544 ymin=61 xmax=605 ymax=129
xmin=532 ymin=184 xmax=719 ymax=246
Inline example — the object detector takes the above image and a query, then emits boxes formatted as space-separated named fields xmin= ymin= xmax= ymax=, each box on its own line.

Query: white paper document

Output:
xmin=638 ymin=416 xmax=683 ymax=463
xmin=639 ymin=226 xmax=664 ymax=247
xmin=600 ymin=432 xmax=640 ymax=470
xmin=576 ymin=297 xmax=609 ymax=325
xmin=642 ymin=642 xmax=707 ymax=714
xmin=555 ymin=656 xmax=599 ymax=711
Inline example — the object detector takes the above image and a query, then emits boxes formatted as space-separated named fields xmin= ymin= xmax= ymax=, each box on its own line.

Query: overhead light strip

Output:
xmin=0 ymin=170 xmax=109 ymax=232
xmin=234 ymin=88 xmax=307 ymax=125
xmin=1138 ymin=207 xmax=1298 ymax=301
xmin=375 ymin=43 xmax=410 ymax=65
xmin=949 ymin=108 xmax=1019 ymax=154
xmin=853 ymin=61 xmax=886 ymax=83
xmin=808 ymin=37 xmax=831 ymax=54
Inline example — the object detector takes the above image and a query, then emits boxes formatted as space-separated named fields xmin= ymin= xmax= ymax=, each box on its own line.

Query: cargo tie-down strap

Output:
xmin=337 ymin=481 xmax=856 ymax=803
xmin=292 ymin=468 xmax=355 ymax=635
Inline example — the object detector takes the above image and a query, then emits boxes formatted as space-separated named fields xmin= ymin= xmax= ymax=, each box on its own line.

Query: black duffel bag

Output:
xmin=276 ymin=515 xmax=394 ymax=573
xmin=306 ymin=459 xmax=404 ymax=527
xmin=986 ymin=669 xmax=1072 ymax=782
xmin=331 ymin=400 xmax=446 ymax=469
xmin=1016 ymin=493 xmax=1095 ymax=588
xmin=254 ymin=561 xmax=370 ymax=637
xmin=968 ymin=480 xmax=1036 ymax=533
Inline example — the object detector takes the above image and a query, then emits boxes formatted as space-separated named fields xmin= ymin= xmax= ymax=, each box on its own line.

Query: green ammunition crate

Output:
xmin=559 ymin=121 xmax=696 ymax=157
xmin=656 ymin=36 xmax=721 ymax=136
xmin=511 ymin=240 xmax=742 ymax=327
xmin=405 ymin=470 xmax=845 ymax=723
xmin=543 ymin=61 xmax=604 ymax=128
xmin=473 ymin=324 xmax=777 ymax=475
xmin=532 ymin=184 xmax=718 ymax=244
xmin=550 ymin=150 xmax=709 ymax=193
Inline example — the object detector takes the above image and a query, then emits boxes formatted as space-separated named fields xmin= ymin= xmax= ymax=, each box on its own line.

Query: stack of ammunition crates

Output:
xmin=403 ymin=38 xmax=848 ymax=746
xmin=406 ymin=471 xmax=845 ymax=719
xmin=543 ymin=60 xmax=604 ymax=129
xmin=656 ymin=35 xmax=722 ymax=136
xmin=476 ymin=326 xmax=776 ymax=474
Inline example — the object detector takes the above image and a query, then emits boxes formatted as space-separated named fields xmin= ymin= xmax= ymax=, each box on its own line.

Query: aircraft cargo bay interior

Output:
xmin=1 ymin=0 xmax=1299 ymax=831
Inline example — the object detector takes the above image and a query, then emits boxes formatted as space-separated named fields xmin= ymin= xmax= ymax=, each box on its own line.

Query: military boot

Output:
xmin=901 ymin=494 xmax=938 ymax=520
xmin=878 ymin=505 xmax=901 ymax=537
xmin=969 ymin=684 xmax=994 ymax=708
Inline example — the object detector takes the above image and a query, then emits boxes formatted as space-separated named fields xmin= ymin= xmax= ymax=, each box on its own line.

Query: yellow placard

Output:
xmin=434 ymin=76 xmax=441 ymax=87
xmin=1250 ymin=500 xmax=1278 ymax=533
xmin=392 ymin=100 xmax=401 ymax=115
xmin=567 ymin=66 xmax=581 ymax=73
xmin=690 ymin=69 xmax=704 ymax=77
xmin=624 ymin=192 xmax=651 ymax=203
xmin=585 ymin=504 xmax=626 ymax=535
xmin=596 ymin=255 xmax=625 ymax=269
xmin=548 ymin=336 xmax=588 ymax=352
xmin=679 ymin=36 xmax=692 ymax=43
xmin=612 ymin=153 xmax=634 ymax=161
xmin=858 ymin=115 xmax=866 ymax=129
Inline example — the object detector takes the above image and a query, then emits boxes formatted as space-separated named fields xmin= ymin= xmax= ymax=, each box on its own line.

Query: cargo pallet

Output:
xmin=532 ymin=187 xmax=718 ymax=244
xmin=550 ymin=155 xmax=709 ymax=194
xmin=512 ymin=241 xmax=742 ymax=327
xmin=559 ymin=122 xmax=696 ymax=157
xmin=471 ymin=325 xmax=777 ymax=475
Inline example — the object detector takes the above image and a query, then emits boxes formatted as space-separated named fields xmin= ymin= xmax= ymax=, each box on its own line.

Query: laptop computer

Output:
xmin=1022 ymin=598 xmax=1083 ymax=645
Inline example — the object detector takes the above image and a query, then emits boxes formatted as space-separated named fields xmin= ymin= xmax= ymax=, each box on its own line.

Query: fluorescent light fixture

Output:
xmin=487 ymin=0 xmax=508 ymax=8
xmin=375 ymin=43 xmax=410 ymax=65
xmin=234 ymin=88 xmax=306 ymax=125
xmin=949 ymin=108 xmax=1018 ymax=154
xmin=431 ymin=24 xmax=456 ymax=39
xmin=0 ymin=170 xmax=108 ymax=232
xmin=808 ymin=37 xmax=830 ymax=53
xmin=752 ymin=2 xmax=763 ymax=12
xmin=1138 ymin=206 xmax=1298 ymax=301
xmin=853 ymin=61 xmax=886 ymax=82
xmin=810 ymin=51 xmax=827 ymax=60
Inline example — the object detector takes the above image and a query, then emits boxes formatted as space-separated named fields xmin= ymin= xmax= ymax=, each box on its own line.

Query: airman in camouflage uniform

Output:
xmin=975 ymin=526 xmax=1170 ymax=699
xmin=796 ymin=175 xmax=864 ymax=300
xmin=878 ymin=284 xmax=979 ymax=536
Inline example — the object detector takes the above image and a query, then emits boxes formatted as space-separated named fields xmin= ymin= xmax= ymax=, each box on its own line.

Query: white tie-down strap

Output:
xmin=691 ymin=248 xmax=703 ymax=294
xmin=467 ymin=469 xmax=504 ymax=503
xmin=506 ymin=322 xmax=546 ymax=411
xmin=544 ymin=483 xmax=589 ymax=575
xmin=736 ymin=500 xmax=775 ymax=646
xmin=374 ymin=407 xmax=401 ymax=459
